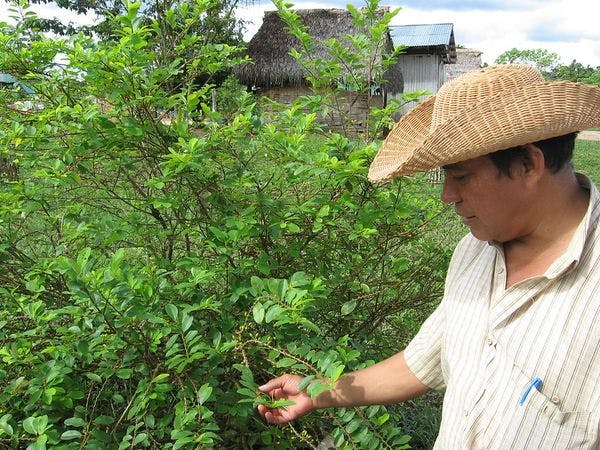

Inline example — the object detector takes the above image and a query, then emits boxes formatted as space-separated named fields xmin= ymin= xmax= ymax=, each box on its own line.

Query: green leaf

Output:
xmin=290 ymin=271 xmax=310 ymax=287
xmin=306 ymin=380 xmax=331 ymax=398
xmin=286 ymin=222 xmax=300 ymax=233
xmin=345 ymin=417 xmax=362 ymax=434
xmin=340 ymin=409 xmax=355 ymax=422
xmin=133 ymin=433 xmax=147 ymax=445
xmin=250 ymin=275 xmax=263 ymax=293
xmin=93 ymin=415 xmax=114 ymax=426
xmin=275 ymin=357 xmax=296 ymax=368
xmin=0 ymin=414 xmax=13 ymax=436
xmin=329 ymin=364 xmax=345 ymax=382
xmin=261 ymin=431 xmax=273 ymax=445
xmin=165 ymin=304 xmax=178 ymax=321
xmin=181 ymin=314 xmax=193 ymax=332
xmin=64 ymin=417 xmax=85 ymax=427
xmin=317 ymin=204 xmax=330 ymax=217
xmin=396 ymin=434 xmax=411 ymax=445
xmin=252 ymin=303 xmax=265 ymax=324
xmin=151 ymin=373 xmax=170 ymax=383
xmin=265 ymin=304 xmax=285 ymax=323
xmin=375 ymin=412 xmax=390 ymax=426
xmin=85 ymin=372 xmax=102 ymax=383
xmin=197 ymin=383 xmax=213 ymax=405
xmin=116 ymin=368 xmax=132 ymax=379
xmin=297 ymin=375 xmax=316 ymax=391
xmin=236 ymin=387 xmax=257 ymax=398
xmin=173 ymin=436 xmax=195 ymax=450
xmin=60 ymin=430 xmax=82 ymax=440
xmin=22 ymin=416 xmax=48 ymax=436
xmin=29 ymin=434 xmax=48 ymax=450
xmin=265 ymin=398 xmax=295 ymax=409
xmin=341 ymin=299 xmax=357 ymax=315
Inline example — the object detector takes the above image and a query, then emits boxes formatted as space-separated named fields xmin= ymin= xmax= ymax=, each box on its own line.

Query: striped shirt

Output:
xmin=404 ymin=175 xmax=600 ymax=449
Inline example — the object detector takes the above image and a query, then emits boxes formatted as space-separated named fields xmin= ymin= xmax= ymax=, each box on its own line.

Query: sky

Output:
xmin=1 ymin=0 xmax=599 ymax=67
xmin=239 ymin=0 xmax=600 ymax=67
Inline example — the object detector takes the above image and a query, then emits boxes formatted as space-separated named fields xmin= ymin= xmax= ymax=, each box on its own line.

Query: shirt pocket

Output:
xmin=500 ymin=362 xmax=598 ymax=449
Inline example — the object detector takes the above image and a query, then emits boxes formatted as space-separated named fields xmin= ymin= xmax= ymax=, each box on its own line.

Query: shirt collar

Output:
xmin=487 ymin=173 xmax=598 ymax=279
xmin=537 ymin=173 xmax=597 ymax=279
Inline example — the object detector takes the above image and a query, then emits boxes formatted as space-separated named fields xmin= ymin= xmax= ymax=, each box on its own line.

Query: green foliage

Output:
xmin=0 ymin=1 xmax=451 ymax=448
xmin=24 ymin=0 xmax=246 ymax=45
xmin=546 ymin=59 xmax=600 ymax=86
xmin=583 ymin=70 xmax=600 ymax=87
xmin=495 ymin=47 xmax=560 ymax=77
xmin=495 ymin=48 xmax=600 ymax=86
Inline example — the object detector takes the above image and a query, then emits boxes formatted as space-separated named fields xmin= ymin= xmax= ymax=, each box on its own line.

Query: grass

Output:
xmin=573 ymin=138 xmax=600 ymax=185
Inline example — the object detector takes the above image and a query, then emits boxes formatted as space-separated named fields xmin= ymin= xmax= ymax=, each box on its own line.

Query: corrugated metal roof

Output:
xmin=0 ymin=73 xmax=18 ymax=84
xmin=390 ymin=23 xmax=454 ymax=47
xmin=0 ymin=73 xmax=35 ymax=94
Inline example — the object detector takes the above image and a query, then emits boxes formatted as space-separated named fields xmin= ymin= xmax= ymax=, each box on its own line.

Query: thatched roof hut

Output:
xmin=234 ymin=8 xmax=403 ymax=95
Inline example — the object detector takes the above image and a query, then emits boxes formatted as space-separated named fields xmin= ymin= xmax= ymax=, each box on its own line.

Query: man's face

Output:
xmin=441 ymin=155 xmax=532 ymax=243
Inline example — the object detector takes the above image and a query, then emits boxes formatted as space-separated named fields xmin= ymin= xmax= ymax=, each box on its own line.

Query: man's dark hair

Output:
xmin=489 ymin=132 xmax=577 ymax=177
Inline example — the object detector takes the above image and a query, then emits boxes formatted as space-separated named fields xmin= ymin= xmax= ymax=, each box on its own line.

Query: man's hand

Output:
xmin=257 ymin=374 xmax=316 ymax=424
xmin=257 ymin=352 xmax=429 ymax=425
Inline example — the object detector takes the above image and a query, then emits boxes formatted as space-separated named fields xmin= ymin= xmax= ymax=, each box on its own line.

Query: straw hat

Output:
xmin=368 ymin=65 xmax=600 ymax=182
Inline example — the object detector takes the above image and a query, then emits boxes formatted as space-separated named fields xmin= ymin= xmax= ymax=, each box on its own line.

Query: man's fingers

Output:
xmin=257 ymin=404 xmax=268 ymax=417
xmin=263 ymin=408 xmax=293 ymax=425
xmin=258 ymin=376 xmax=286 ymax=393
xmin=272 ymin=387 xmax=287 ymax=400
xmin=258 ymin=402 xmax=297 ymax=425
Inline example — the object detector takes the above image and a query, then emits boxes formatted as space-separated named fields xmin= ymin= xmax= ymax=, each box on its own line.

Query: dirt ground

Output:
xmin=578 ymin=130 xmax=600 ymax=141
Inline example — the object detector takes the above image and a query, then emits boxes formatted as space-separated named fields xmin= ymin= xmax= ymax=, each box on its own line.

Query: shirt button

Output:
xmin=550 ymin=396 xmax=560 ymax=404
xmin=463 ymin=409 xmax=469 ymax=417
xmin=498 ymin=267 xmax=504 ymax=274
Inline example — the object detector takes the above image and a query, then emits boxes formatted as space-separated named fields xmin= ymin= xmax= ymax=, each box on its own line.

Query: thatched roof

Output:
xmin=234 ymin=8 xmax=403 ymax=94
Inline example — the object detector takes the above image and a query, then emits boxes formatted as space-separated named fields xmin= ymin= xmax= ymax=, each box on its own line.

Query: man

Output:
xmin=257 ymin=65 xmax=600 ymax=449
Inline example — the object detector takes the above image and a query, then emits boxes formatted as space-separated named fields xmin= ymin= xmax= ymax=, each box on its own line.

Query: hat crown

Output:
xmin=430 ymin=65 xmax=545 ymax=130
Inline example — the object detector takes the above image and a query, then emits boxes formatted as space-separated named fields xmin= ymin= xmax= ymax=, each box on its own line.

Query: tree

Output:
xmin=21 ymin=0 xmax=246 ymax=47
xmin=583 ymin=70 xmax=600 ymax=86
xmin=495 ymin=47 xmax=559 ymax=77
xmin=549 ymin=59 xmax=595 ymax=82
xmin=548 ymin=59 xmax=600 ymax=86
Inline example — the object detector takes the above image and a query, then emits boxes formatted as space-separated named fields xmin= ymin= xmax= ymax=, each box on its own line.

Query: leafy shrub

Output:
xmin=0 ymin=1 xmax=451 ymax=448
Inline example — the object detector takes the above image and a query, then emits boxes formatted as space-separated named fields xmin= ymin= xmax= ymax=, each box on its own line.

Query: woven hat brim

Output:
xmin=368 ymin=81 xmax=600 ymax=183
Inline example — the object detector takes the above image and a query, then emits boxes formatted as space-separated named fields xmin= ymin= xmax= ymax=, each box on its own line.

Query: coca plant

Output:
xmin=0 ymin=1 xmax=451 ymax=448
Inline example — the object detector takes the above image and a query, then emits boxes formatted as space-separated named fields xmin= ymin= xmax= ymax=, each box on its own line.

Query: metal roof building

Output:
xmin=389 ymin=23 xmax=457 ymax=115
xmin=390 ymin=23 xmax=457 ymax=63
xmin=0 ymin=72 xmax=35 ymax=94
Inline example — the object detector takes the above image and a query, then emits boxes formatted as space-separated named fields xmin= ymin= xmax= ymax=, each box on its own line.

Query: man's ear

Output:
xmin=519 ymin=144 xmax=545 ymax=177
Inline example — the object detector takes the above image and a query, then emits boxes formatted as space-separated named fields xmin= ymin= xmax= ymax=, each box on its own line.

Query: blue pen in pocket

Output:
xmin=519 ymin=377 xmax=543 ymax=406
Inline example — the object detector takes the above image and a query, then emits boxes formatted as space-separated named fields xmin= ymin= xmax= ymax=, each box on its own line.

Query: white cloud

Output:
xmin=241 ymin=0 xmax=600 ymax=67
xmin=0 ymin=0 xmax=98 ymax=26
xmin=397 ymin=0 xmax=600 ymax=66
xmin=2 ymin=0 xmax=599 ymax=67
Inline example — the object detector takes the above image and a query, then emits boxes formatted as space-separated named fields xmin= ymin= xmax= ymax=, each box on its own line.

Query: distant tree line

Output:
xmin=495 ymin=47 xmax=600 ymax=86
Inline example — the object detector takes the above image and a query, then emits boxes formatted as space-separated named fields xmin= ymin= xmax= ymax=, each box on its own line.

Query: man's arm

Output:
xmin=258 ymin=351 xmax=430 ymax=424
